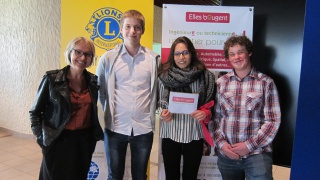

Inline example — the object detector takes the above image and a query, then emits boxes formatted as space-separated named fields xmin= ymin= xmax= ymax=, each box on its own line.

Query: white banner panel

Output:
xmin=159 ymin=4 xmax=254 ymax=180
xmin=161 ymin=4 xmax=253 ymax=72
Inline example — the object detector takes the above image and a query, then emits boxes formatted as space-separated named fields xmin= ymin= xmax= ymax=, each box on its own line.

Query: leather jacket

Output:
xmin=29 ymin=66 xmax=103 ymax=147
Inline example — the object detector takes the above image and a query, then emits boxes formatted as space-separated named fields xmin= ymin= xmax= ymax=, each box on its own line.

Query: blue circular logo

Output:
xmin=97 ymin=17 xmax=121 ymax=41
xmin=86 ymin=7 xmax=123 ymax=50
xmin=87 ymin=161 xmax=99 ymax=180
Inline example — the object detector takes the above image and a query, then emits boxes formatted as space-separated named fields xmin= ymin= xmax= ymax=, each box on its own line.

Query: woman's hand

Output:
xmin=191 ymin=110 xmax=207 ymax=122
xmin=161 ymin=109 xmax=172 ymax=122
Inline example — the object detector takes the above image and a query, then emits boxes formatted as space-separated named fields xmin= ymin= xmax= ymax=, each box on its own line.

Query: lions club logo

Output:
xmin=86 ymin=7 xmax=123 ymax=50
xmin=87 ymin=161 xmax=99 ymax=180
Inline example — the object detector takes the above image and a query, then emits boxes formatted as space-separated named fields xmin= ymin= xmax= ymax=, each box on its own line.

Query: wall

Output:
xmin=0 ymin=0 xmax=60 ymax=134
xmin=222 ymin=0 xmax=306 ymax=166
xmin=153 ymin=5 xmax=162 ymax=43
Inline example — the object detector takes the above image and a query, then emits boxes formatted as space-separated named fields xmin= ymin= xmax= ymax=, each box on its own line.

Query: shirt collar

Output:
xmin=228 ymin=67 xmax=258 ymax=80
xmin=120 ymin=44 xmax=144 ymax=57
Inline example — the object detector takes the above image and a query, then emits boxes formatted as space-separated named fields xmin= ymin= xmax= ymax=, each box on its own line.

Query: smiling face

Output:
xmin=69 ymin=41 xmax=93 ymax=71
xmin=173 ymin=43 xmax=191 ymax=70
xmin=120 ymin=17 xmax=143 ymax=47
xmin=227 ymin=44 xmax=252 ymax=76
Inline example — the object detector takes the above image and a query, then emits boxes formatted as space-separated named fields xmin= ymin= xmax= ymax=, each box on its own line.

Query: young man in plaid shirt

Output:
xmin=214 ymin=35 xmax=281 ymax=180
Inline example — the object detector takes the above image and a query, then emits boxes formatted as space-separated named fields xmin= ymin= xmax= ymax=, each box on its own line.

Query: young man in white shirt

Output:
xmin=96 ymin=9 xmax=160 ymax=180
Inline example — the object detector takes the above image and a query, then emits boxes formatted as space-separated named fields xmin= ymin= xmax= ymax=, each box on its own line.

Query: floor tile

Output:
xmin=23 ymin=152 xmax=42 ymax=162
xmin=0 ymin=152 xmax=19 ymax=162
xmin=2 ymin=157 xmax=31 ymax=167
xmin=14 ymin=162 xmax=39 ymax=173
xmin=8 ymin=173 xmax=37 ymax=180
xmin=0 ymin=168 xmax=24 ymax=180
xmin=0 ymin=163 xmax=11 ymax=172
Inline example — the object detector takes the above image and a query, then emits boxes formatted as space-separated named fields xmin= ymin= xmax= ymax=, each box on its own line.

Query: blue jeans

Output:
xmin=217 ymin=152 xmax=273 ymax=180
xmin=104 ymin=130 xmax=112 ymax=180
xmin=106 ymin=129 xmax=153 ymax=180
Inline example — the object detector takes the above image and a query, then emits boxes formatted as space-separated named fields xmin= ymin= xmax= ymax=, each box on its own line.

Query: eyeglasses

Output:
xmin=173 ymin=50 xmax=190 ymax=57
xmin=72 ymin=49 xmax=93 ymax=59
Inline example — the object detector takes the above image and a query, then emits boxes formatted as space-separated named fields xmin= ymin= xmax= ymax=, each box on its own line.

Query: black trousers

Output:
xmin=39 ymin=129 xmax=96 ymax=180
xmin=162 ymin=138 xmax=203 ymax=180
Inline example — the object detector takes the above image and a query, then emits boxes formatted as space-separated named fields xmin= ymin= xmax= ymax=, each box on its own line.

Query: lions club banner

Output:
xmin=61 ymin=1 xmax=154 ymax=180
xmin=61 ymin=0 xmax=154 ymax=73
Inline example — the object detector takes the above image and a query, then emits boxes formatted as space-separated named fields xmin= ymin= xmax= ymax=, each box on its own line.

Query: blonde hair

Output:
xmin=64 ymin=37 xmax=95 ymax=65
xmin=120 ymin=10 xmax=145 ymax=34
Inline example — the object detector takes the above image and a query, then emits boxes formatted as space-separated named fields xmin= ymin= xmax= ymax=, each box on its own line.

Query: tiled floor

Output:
xmin=0 ymin=120 xmax=290 ymax=180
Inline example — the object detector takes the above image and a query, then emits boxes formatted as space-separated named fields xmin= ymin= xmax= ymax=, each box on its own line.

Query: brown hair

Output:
xmin=223 ymin=35 xmax=253 ymax=59
xmin=158 ymin=36 xmax=206 ymax=76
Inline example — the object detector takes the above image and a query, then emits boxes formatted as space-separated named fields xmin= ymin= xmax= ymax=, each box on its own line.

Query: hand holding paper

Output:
xmin=161 ymin=109 xmax=172 ymax=122
xmin=191 ymin=110 xmax=207 ymax=121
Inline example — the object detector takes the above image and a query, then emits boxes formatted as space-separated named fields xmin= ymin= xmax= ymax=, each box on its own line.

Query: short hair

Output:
xmin=64 ymin=37 xmax=95 ymax=66
xmin=120 ymin=10 xmax=145 ymax=34
xmin=158 ymin=36 xmax=206 ymax=75
xmin=223 ymin=35 xmax=253 ymax=59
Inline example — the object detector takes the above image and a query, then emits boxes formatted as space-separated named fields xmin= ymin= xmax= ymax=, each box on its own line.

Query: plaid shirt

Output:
xmin=213 ymin=67 xmax=281 ymax=158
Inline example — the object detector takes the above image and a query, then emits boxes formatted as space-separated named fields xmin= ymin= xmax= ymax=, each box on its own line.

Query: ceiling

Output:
xmin=154 ymin=0 xmax=221 ymax=7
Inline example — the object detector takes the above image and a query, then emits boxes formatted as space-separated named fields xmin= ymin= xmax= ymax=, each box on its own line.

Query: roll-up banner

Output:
xmin=159 ymin=4 xmax=253 ymax=180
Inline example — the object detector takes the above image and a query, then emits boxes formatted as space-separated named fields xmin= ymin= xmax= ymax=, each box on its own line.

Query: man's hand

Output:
xmin=221 ymin=143 xmax=240 ymax=160
xmin=231 ymin=142 xmax=250 ymax=157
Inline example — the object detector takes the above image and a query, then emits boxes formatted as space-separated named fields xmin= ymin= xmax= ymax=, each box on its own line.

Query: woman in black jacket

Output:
xmin=29 ymin=37 xmax=103 ymax=180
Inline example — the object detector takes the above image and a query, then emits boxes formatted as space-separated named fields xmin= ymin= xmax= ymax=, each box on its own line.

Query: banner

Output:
xmin=61 ymin=1 xmax=155 ymax=180
xmin=161 ymin=4 xmax=253 ymax=72
xmin=61 ymin=0 xmax=154 ymax=73
xmin=159 ymin=4 xmax=253 ymax=180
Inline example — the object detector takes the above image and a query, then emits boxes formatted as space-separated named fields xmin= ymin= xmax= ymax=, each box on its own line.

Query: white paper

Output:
xmin=168 ymin=92 xmax=199 ymax=114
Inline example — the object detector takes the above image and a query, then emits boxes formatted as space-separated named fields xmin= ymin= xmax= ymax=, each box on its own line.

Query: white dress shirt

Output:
xmin=113 ymin=45 xmax=152 ymax=136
